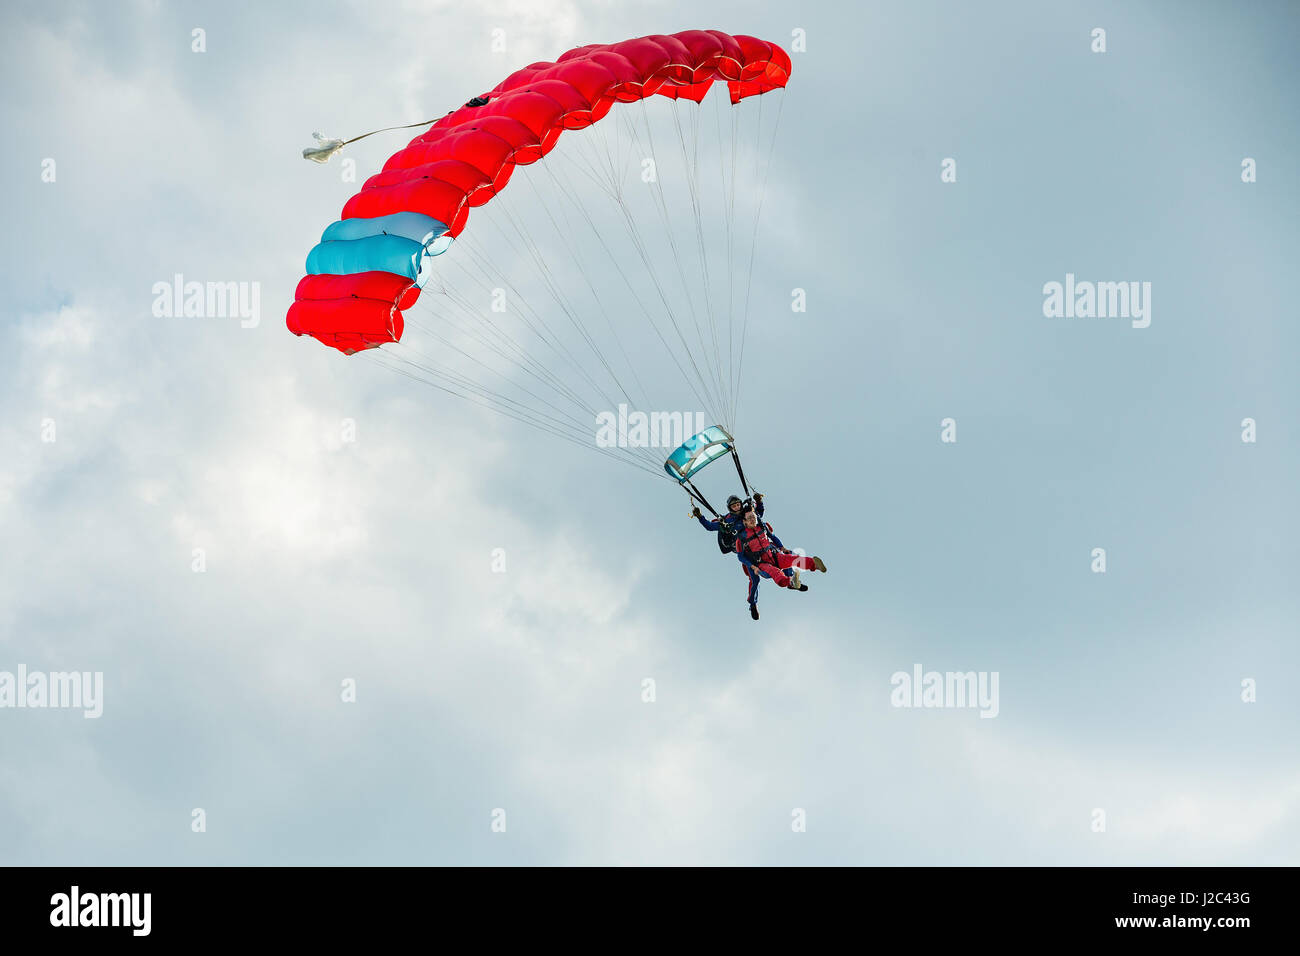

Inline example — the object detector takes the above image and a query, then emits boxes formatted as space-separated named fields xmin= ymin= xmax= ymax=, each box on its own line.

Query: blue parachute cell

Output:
xmin=306 ymin=212 xmax=453 ymax=282
xmin=664 ymin=425 xmax=734 ymax=483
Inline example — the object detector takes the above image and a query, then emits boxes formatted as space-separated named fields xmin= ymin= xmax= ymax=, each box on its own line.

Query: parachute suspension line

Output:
xmin=380 ymin=342 xmax=586 ymax=436
xmin=367 ymin=348 xmax=601 ymax=450
xmin=478 ymin=190 xmax=673 ymax=474
xmin=410 ymin=264 xmax=602 ymax=428
xmin=514 ymin=162 xmax=652 ymax=411
xmin=411 ymin=281 xmax=593 ymax=418
xmin=362 ymin=349 xmax=666 ymax=479
xmin=611 ymin=186 xmax=726 ymax=428
xmin=541 ymin=101 xmax=775 ymax=473
xmin=408 ymin=258 xmax=665 ymax=475
xmin=390 ymin=320 xmax=592 ymax=434
xmin=533 ymin=134 xmax=724 ymax=431
xmin=623 ymin=103 xmax=713 ymax=374
xmin=489 ymin=195 xmax=633 ymax=409
xmin=424 ymin=183 xmax=672 ymax=475
xmin=441 ymin=237 xmax=606 ymax=410
xmin=407 ymin=268 xmax=580 ymax=400
xmin=732 ymin=88 xmax=786 ymax=432
xmin=720 ymin=92 xmax=741 ymax=431
xmin=544 ymin=122 xmax=730 ymax=418
xmin=628 ymin=100 xmax=728 ymax=421
xmin=730 ymin=446 xmax=752 ymax=498
xmin=530 ymin=161 xmax=655 ymax=410
xmin=606 ymin=101 xmax=727 ymax=425
xmin=562 ymin=112 xmax=623 ymax=202
xmin=560 ymin=104 xmax=727 ymax=427
xmin=447 ymin=213 xmax=630 ymax=416
xmin=683 ymin=479 xmax=719 ymax=517
xmin=670 ymin=97 xmax=728 ymax=426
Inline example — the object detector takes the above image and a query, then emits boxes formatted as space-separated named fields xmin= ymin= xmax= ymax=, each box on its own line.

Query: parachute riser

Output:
xmin=730 ymin=447 xmax=753 ymax=498
xmin=682 ymin=479 xmax=719 ymax=517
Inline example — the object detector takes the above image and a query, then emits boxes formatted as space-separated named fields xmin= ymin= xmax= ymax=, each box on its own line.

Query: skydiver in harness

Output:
xmin=735 ymin=508 xmax=826 ymax=620
xmin=692 ymin=492 xmax=765 ymax=554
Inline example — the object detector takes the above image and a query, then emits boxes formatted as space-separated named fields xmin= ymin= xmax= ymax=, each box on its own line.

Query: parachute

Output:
xmin=664 ymin=424 xmax=735 ymax=484
xmin=664 ymin=424 xmax=758 ymax=554
xmin=288 ymin=31 xmax=790 ymax=483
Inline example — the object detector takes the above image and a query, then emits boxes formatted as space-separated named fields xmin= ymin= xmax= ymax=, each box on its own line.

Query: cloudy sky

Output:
xmin=2 ymin=0 xmax=1297 ymax=865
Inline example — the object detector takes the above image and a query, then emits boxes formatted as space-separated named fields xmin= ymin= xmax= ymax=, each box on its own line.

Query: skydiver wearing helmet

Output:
xmin=735 ymin=508 xmax=826 ymax=621
xmin=692 ymin=492 xmax=764 ymax=553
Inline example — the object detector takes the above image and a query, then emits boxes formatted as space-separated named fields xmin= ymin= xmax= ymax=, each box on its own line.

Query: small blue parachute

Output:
xmin=664 ymin=425 xmax=735 ymax=483
xmin=664 ymin=425 xmax=757 ymax=534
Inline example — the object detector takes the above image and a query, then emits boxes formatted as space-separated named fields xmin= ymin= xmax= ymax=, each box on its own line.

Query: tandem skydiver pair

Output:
xmin=666 ymin=426 xmax=827 ymax=622
xmin=693 ymin=494 xmax=827 ymax=621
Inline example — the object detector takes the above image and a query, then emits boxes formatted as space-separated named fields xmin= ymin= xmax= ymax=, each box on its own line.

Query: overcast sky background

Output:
xmin=2 ymin=0 xmax=1297 ymax=865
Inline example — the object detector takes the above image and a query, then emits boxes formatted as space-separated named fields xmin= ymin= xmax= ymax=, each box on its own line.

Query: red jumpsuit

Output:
xmin=735 ymin=523 xmax=816 ymax=591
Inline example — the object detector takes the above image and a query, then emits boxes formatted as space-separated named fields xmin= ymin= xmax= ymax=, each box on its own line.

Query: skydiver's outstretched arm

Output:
xmin=692 ymin=507 xmax=720 ymax=532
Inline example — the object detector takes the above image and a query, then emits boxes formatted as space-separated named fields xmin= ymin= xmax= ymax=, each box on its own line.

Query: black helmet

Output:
xmin=726 ymin=495 xmax=743 ymax=509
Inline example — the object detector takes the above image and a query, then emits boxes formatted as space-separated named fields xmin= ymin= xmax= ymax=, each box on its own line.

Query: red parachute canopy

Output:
xmin=288 ymin=30 xmax=791 ymax=355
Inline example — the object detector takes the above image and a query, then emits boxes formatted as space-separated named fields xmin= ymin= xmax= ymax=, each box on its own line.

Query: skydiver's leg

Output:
xmin=746 ymin=567 xmax=762 ymax=619
xmin=773 ymin=553 xmax=816 ymax=572
xmin=756 ymin=562 xmax=790 ymax=588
